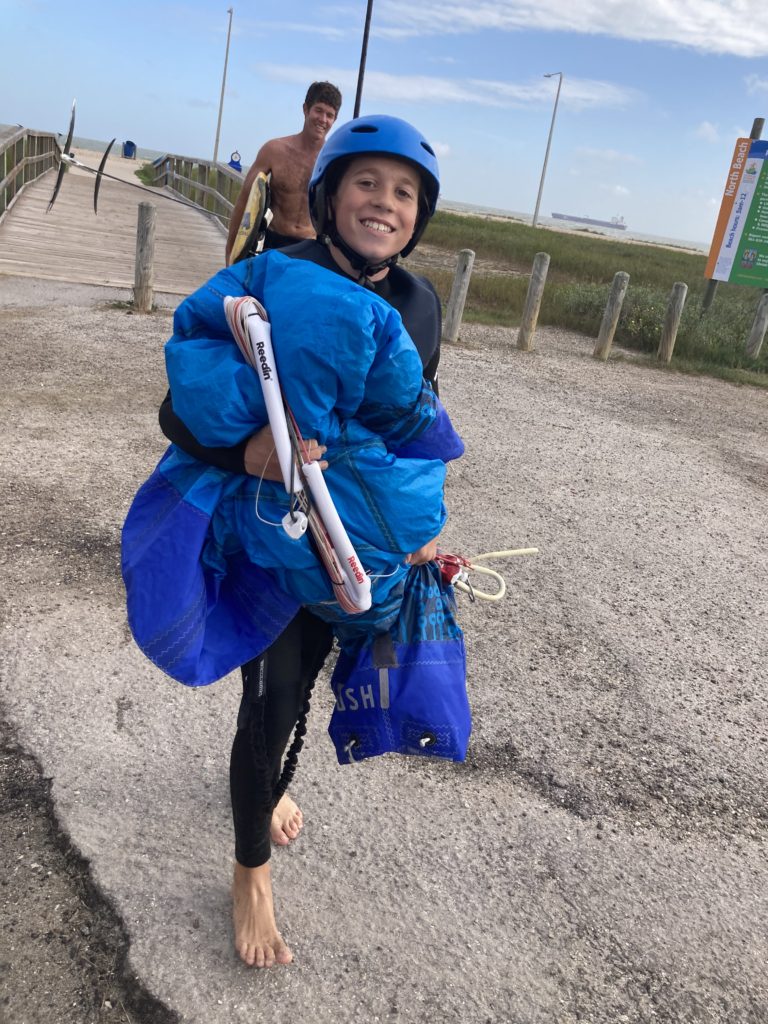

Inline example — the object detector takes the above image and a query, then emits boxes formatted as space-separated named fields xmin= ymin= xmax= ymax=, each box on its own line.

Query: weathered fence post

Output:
xmin=517 ymin=252 xmax=550 ymax=351
xmin=593 ymin=271 xmax=630 ymax=361
xmin=134 ymin=202 xmax=156 ymax=313
xmin=745 ymin=293 xmax=768 ymax=359
xmin=657 ymin=282 xmax=688 ymax=363
xmin=442 ymin=248 xmax=475 ymax=344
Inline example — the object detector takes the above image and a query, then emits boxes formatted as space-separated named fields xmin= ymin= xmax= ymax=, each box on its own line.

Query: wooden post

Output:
xmin=442 ymin=248 xmax=475 ymax=344
xmin=657 ymin=282 xmax=688 ymax=363
xmin=593 ymin=271 xmax=630 ymax=360
xmin=134 ymin=202 xmax=156 ymax=313
xmin=746 ymin=293 xmax=768 ymax=359
xmin=517 ymin=252 xmax=550 ymax=351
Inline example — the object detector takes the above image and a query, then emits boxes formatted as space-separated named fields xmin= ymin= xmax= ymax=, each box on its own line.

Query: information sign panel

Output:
xmin=706 ymin=138 xmax=768 ymax=287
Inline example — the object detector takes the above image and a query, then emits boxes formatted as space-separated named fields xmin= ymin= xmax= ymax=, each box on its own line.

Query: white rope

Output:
xmin=471 ymin=547 xmax=540 ymax=561
xmin=455 ymin=547 xmax=539 ymax=603
xmin=252 ymin=444 xmax=287 ymax=528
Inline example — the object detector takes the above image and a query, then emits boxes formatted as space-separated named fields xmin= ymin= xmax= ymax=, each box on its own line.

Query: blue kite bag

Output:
xmin=328 ymin=562 xmax=470 ymax=764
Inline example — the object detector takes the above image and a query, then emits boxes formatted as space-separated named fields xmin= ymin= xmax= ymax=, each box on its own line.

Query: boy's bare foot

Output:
xmin=270 ymin=793 xmax=303 ymax=846
xmin=232 ymin=861 xmax=293 ymax=968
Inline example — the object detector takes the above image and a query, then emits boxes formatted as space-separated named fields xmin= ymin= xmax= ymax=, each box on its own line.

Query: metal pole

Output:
xmin=354 ymin=0 xmax=374 ymax=118
xmin=531 ymin=72 xmax=563 ymax=229
xmin=213 ymin=7 xmax=234 ymax=165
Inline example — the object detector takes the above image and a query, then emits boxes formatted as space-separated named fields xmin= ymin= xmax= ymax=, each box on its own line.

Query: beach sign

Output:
xmin=706 ymin=138 xmax=768 ymax=286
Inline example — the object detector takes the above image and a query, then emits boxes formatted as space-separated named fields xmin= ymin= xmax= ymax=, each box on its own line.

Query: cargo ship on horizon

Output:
xmin=552 ymin=212 xmax=627 ymax=230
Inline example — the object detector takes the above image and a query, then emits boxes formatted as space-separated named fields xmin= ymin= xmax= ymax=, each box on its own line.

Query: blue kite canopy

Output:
xmin=122 ymin=252 xmax=464 ymax=686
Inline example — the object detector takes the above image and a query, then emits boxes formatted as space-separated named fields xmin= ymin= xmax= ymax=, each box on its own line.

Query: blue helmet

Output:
xmin=309 ymin=115 xmax=440 ymax=259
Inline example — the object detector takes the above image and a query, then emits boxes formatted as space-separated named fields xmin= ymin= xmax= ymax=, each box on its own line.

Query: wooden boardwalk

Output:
xmin=0 ymin=148 xmax=226 ymax=295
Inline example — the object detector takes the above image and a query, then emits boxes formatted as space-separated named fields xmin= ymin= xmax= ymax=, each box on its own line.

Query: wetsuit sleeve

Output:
xmin=424 ymin=347 xmax=440 ymax=396
xmin=158 ymin=391 xmax=248 ymax=474
xmin=420 ymin=277 xmax=441 ymax=395
xmin=388 ymin=267 xmax=441 ymax=395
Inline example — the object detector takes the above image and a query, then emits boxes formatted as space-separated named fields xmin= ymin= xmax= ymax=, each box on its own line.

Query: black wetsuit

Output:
xmin=158 ymin=239 xmax=442 ymax=867
xmin=263 ymin=227 xmax=307 ymax=250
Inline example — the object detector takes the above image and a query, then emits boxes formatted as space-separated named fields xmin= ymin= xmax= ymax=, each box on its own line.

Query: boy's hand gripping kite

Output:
xmin=223 ymin=295 xmax=372 ymax=615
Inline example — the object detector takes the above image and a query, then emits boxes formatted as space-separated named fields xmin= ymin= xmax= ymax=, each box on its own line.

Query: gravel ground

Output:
xmin=0 ymin=275 xmax=767 ymax=1024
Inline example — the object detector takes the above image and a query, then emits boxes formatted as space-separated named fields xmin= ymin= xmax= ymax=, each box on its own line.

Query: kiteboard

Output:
xmin=228 ymin=170 xmax=273 ymax=265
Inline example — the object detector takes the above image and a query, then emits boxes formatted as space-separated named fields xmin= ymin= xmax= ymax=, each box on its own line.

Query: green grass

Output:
xmin=418 ymin=211 xmax=768 ymax=383
xmin=424 ymin=268 xmax=530 ymax=326
xmin=134 ymin=162 xmax=156 ymax=187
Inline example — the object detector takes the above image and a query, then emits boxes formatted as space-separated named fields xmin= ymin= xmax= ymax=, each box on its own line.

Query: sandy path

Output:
xmin=0 ymin=278 xmax=766 ymax=1023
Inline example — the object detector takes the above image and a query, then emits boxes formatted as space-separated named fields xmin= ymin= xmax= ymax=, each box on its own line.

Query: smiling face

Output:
xmin=303 ymin=101 xmax=338 ymax=144
xmin=330 ymin=155 xmax=421 ymax=266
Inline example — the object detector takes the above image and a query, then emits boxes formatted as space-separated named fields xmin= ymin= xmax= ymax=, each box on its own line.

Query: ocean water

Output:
xmin=438 ymin=198 xmax=710 ymax=254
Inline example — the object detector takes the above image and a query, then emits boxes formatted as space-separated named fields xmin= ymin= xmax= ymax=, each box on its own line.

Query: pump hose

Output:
xmin=454 ymin=547 xmax=539 ymax=602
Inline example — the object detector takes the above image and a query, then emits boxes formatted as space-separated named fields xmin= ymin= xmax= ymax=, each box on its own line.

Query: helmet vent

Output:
xmin=350 ymin=124 xmax=379 ymax=133
xmin=421 ymin=141 xmax=435 ymax=157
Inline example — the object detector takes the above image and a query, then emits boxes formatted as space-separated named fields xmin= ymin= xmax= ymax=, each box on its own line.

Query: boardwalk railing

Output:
xmin=0 ymin=125 xmax=59 ymax=224
xmin=149 ymin=153 xmax=242 ymax=231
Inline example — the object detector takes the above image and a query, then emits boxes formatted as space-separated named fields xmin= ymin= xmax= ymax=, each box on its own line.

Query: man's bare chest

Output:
xmin=271 ymin=150 xmax=313 ymax=197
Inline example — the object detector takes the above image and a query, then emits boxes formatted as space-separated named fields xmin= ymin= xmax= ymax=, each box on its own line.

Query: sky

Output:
xmin=4 ymin=0 xmax=768 ymax=245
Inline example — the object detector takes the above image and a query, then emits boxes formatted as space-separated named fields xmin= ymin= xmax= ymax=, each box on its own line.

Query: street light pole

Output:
xmin=213 ymin=7 xmax=234 ymax=165
xmin=532 ymin=71 xmax=563 ymax=228
xmin=354 ymin=0 xmax=375 ymax=118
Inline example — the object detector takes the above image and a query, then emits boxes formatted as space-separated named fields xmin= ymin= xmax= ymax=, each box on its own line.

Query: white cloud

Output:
xmin=373 ymin=0 xmax=768 ymax=57
xmin=259 ymin=64 xmax=637 ymax=110
xmin=259 ymin=21 xmax=349 ymax=41
xmin=260 ymin=64 xmax=496 ymax=105
xmin=472 ymin=76 xmax=636 ymax=110
xmin=694 ymin=121 xmax=720 ymax=143
xmin=745 ymin=73 xmax=768 ymax=94
xmin=432 ymin=141 xmax=452 ymax=158
xmin=600 ymin=183 xmax=630 ymax=196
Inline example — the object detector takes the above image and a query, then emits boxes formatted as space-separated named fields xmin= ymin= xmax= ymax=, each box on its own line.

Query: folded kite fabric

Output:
xmin=122 ymin=252 xmax=464 ymax=686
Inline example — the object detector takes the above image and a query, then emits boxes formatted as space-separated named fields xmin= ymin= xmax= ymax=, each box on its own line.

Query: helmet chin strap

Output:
xmin=323 ymin=224 xmax=400 ymax=285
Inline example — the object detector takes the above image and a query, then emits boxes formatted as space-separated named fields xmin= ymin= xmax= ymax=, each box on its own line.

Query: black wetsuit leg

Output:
xmin=229 ymin=608 xmax=333 ymax=868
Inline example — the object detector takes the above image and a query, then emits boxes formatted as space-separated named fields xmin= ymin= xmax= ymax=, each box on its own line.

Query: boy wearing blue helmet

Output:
xmin=154 ymin=116 xmax=454 ymax=968
xmin=308 ymin=113 xmax=440 ymax=278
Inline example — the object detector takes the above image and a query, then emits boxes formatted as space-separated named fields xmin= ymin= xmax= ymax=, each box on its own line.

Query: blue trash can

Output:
xmin=122 ymin=140 xmax=137 ymax=159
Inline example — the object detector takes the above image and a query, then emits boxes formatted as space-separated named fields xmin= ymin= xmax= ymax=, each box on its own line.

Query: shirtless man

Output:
xmin=225 ymin=81 xmax=341 ymax=262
